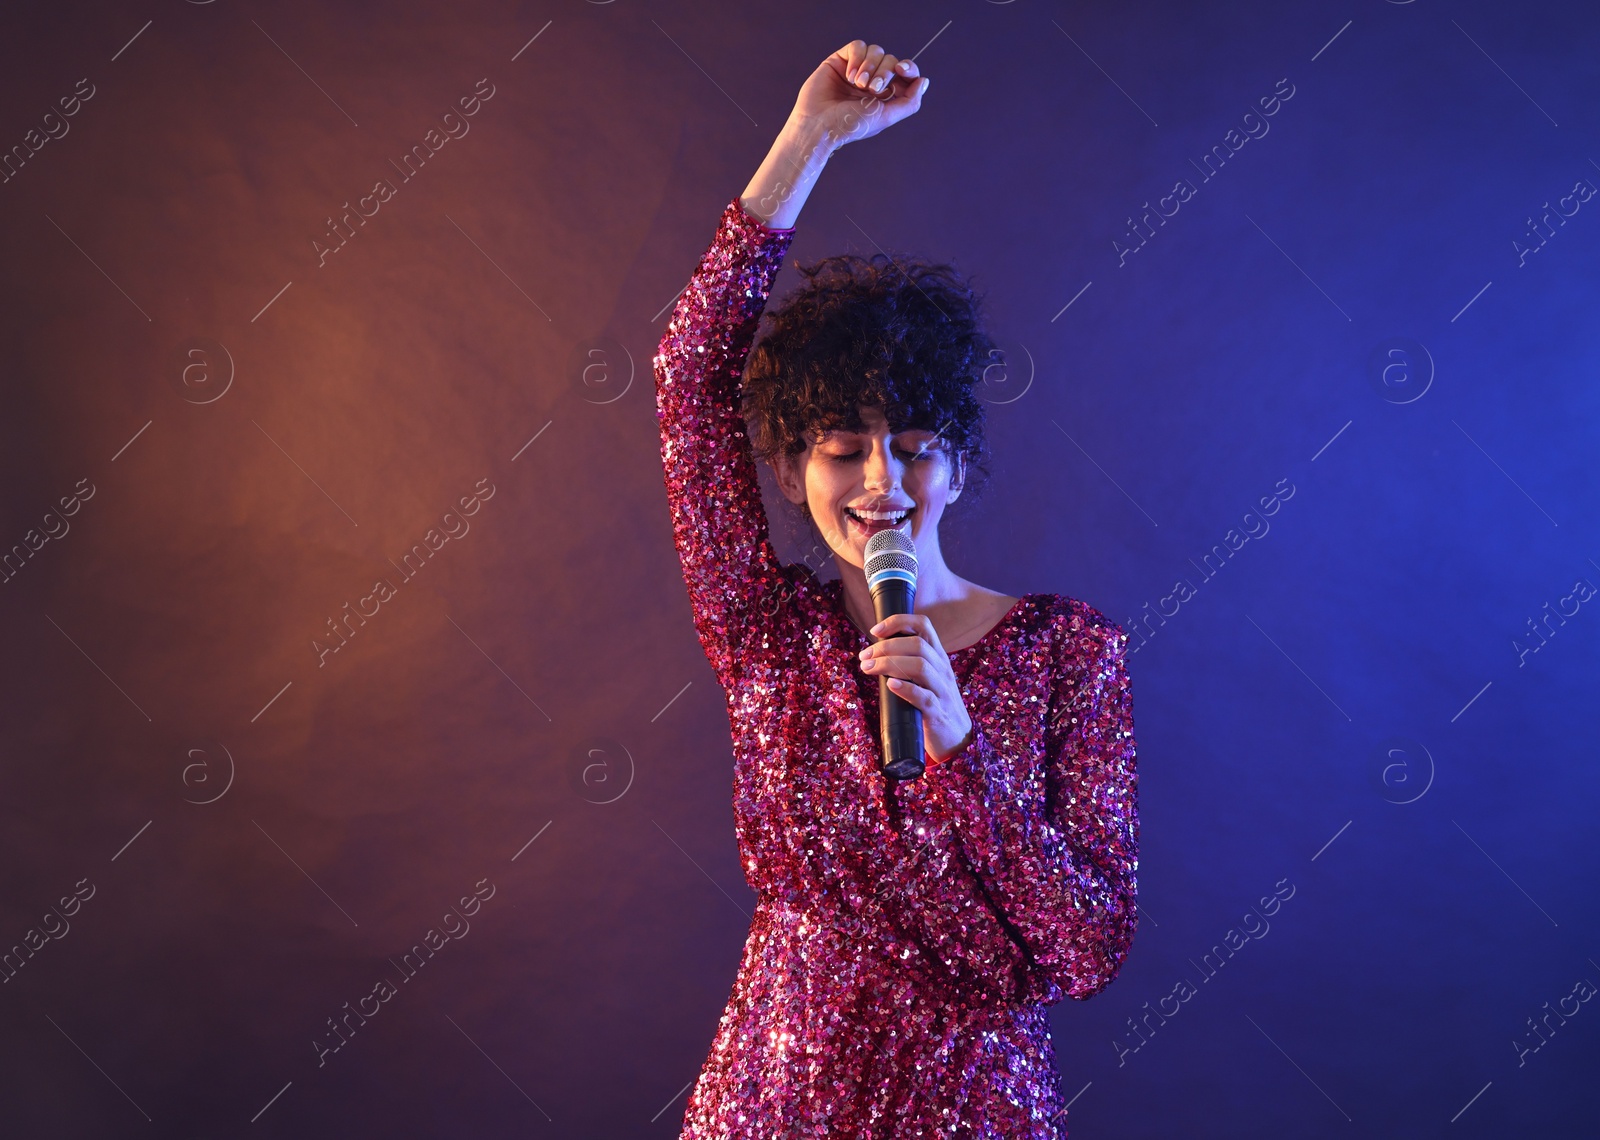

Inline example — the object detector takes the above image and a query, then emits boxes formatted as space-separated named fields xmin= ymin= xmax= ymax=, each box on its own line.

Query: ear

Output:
xmin=772 ymin=449 xmax=808 ymax=506
xmin=948 ymin=453 xmax=966 ymax=503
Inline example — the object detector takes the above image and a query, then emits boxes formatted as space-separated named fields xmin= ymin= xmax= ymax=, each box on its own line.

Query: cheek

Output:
xmin=806 ymin=467 xmax=849 ymax=508
xmin=911 ymin=464 xmax=952 ymax=500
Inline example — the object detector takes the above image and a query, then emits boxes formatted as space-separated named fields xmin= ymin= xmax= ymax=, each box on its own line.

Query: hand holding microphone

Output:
xmin=860 ymin=530 xmax=975 ymax=781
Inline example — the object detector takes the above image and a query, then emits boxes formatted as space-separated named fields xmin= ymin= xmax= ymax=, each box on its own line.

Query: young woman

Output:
xmin=654 ymin=39 xmax=1138 ymax=1138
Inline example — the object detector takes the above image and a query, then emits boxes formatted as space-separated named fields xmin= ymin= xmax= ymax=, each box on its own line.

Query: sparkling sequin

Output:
xmin=654 ymin=198 xmax=1139 ymax=1138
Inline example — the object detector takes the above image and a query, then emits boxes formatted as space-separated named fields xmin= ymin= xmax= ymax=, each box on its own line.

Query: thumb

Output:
xmin=902 ymin=75 xmax=931 ymax=112
xmin=877 ymin=74 xmax=929 ymax=126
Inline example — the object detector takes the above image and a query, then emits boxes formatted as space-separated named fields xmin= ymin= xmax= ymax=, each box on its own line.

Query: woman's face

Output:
xmin=773 ymin=404 xmax=963 ymax=569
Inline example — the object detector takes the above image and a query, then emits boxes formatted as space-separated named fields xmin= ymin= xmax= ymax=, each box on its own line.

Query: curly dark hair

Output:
xmin=740 ymin=251 xmax=998 ymax=511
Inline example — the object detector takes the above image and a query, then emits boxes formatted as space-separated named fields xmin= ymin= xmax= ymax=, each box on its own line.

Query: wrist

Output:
xmin=928 ymin=722 xmax=976 ymax=765
xmin=741 ymin=117 xmax=836 ymax=231
xmin=776 ymin=112 xmax=842 ymax=166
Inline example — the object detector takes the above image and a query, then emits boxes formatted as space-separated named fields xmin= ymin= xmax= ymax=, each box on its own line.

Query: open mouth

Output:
xmin=845 ymin=505 xmax=914 ymax=536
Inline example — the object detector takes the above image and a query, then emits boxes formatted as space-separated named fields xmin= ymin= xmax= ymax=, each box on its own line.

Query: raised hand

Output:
xmin=742 ymin=40 xmax=931 ymax=230
xmin=791 ymin=40 xmax=930 ymax=150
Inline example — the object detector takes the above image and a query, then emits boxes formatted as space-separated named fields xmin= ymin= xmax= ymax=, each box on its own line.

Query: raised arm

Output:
xmin=740 ymin=40 xmax=930 ymax=230
xmin=653 ymin=42 xmax=930 ymax=686
xmin=652 ymin=201 xmax=797 ymax=687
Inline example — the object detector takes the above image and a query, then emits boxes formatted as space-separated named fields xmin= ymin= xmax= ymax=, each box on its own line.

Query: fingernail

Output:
xmin=872 ymin=76 xmax=884 ymax=91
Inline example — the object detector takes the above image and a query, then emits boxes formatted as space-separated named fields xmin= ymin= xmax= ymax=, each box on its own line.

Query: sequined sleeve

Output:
xmin=927 ymin=611 xmax=1139 ymax=1004
xmin=652 ymin=197 xmax=798 ymax=686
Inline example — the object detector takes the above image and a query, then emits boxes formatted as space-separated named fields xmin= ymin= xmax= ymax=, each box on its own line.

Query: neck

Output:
xmin=836 ymin=533 xmax=964 ymax=635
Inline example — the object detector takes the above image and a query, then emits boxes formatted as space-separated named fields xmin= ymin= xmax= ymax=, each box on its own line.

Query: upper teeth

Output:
xmin=851 ymin=508 xmax=909 ymax=521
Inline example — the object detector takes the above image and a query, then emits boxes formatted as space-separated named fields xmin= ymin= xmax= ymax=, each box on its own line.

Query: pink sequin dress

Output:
xmin=654 ymin=197 xmax=1139 ymax=1139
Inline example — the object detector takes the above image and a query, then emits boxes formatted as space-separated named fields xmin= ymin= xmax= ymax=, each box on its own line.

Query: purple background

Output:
xmin=0 ymin=1 xmax=1596 ymax=1136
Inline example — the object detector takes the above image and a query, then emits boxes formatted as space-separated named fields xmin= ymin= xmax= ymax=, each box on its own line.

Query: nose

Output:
xmin=862 ymin=439 xmax=901 ymax=494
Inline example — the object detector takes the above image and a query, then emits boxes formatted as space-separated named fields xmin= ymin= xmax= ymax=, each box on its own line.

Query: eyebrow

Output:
xmin=819 ymin=426 xmax=941 ymax=440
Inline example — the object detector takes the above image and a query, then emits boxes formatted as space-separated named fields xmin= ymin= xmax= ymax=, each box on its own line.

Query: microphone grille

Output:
xmin=864 ymin=528 xmax=917 ymax=589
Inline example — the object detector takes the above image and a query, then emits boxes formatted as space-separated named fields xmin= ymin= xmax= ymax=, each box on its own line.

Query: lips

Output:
xmin=845 ymin=504 xmax=914 ymax=536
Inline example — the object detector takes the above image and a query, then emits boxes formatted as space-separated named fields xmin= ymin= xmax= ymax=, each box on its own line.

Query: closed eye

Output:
xmin=827 ymin=447 xmax=934 ymax=463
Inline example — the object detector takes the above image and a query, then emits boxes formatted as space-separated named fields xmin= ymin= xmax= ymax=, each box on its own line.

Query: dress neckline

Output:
xmin=946 ymin=594 xmax=1029 ymax=654
xmin=829 ymin=581 xmax=1030 ymax=658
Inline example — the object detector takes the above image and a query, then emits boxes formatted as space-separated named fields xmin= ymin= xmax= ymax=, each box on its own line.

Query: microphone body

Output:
xmin=864 ymin=530 xmax=924 ymax=781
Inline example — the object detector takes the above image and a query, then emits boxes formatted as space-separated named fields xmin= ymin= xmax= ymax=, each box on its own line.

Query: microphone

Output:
xmin=864 ymin=528 xmax=924 ymax=782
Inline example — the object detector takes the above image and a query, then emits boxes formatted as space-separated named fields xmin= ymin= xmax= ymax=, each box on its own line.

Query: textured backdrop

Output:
xmin=0 ymin=1 xmax=1595 ymax=1136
